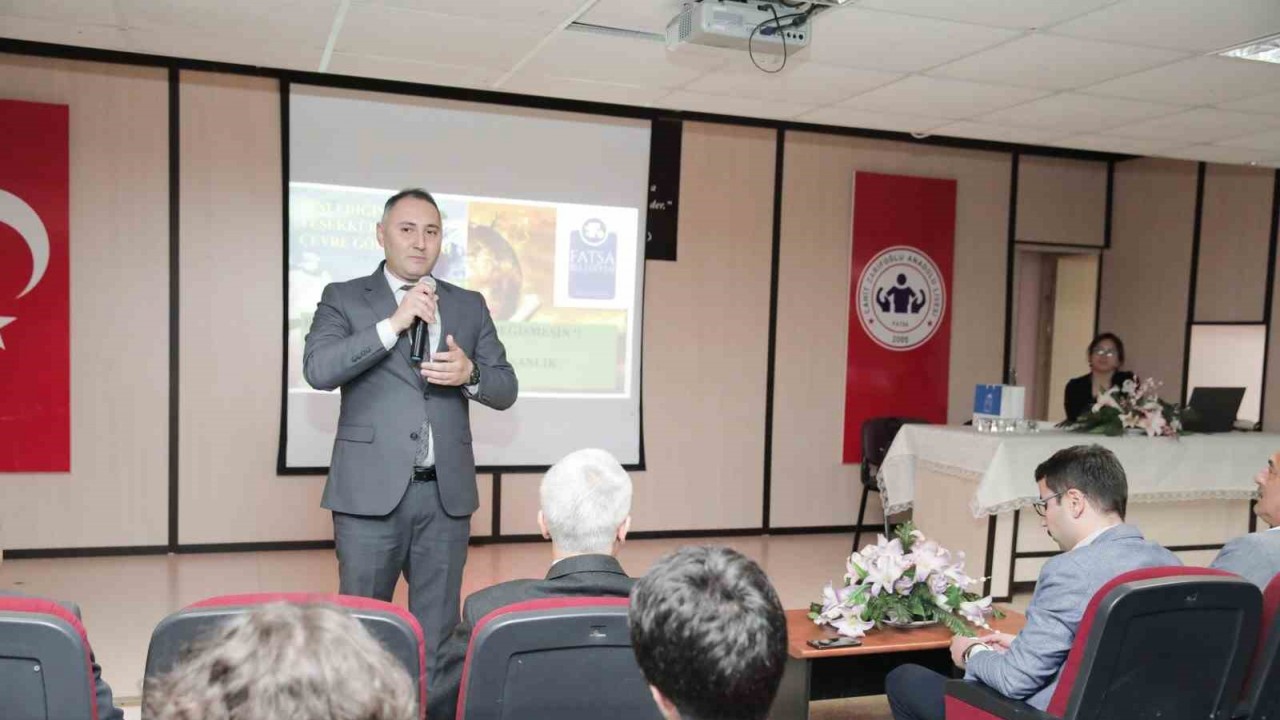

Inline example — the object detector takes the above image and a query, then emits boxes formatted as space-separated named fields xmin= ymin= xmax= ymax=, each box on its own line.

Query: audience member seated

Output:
xmin=0 ymin=589 xmax=124 ymax=720
xmin=629 ymin=546 xmax=788 ymax=720
xmin=1211 ymin=449 xmax=1280 ymax=589
xmin=428 ymin=448 xmax=635 ymax=720
xmin=885 ymin=444 xmax=1180 ymax=720
xmin=144 ymin=602 xmax=417 ymax=720
xmin=1063 ymin=332 xmax=1134 ymax=422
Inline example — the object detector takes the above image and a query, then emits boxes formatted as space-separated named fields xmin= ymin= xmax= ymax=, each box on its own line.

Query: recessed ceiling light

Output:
xmin=1216 ymin=32 xmax=1280 ymax=64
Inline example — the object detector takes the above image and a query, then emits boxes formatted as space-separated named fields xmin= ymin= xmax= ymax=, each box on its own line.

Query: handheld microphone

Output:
xmin=409 ymin=275 xmax=437 ymax=363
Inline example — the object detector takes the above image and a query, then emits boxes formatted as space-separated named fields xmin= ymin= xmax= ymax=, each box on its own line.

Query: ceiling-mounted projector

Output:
xmin=666 ymin=1 xmax=814 ymax=55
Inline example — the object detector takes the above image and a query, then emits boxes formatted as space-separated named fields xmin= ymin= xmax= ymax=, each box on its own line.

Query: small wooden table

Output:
xmin=771 ymin=607 xmax=1027 ymax=719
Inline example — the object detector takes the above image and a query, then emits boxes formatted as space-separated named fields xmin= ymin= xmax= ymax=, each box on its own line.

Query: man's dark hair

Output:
xmin=629 ymin=546 xmax=787 ymax=720
xmin=382 ymin=188 xmax=439 ymax=221
xmin=1088 ymin=332 xmax=1126 ymax=364
xmin=1035 ymin=444 xmax=1128 ymax=518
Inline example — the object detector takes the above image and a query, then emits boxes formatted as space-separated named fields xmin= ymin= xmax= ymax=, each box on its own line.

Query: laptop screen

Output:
xmin=1186 ymin=387 xmax=1246 ymax=433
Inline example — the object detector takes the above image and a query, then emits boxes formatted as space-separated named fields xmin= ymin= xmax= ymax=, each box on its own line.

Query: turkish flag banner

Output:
xmin=0 ymin=100 xmax=70 ymax=472
xmin=843 ymin=172 xmax=955 ymax=463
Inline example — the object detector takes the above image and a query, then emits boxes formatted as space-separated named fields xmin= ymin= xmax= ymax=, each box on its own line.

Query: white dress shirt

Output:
xmin=375 ymin=268 xmax=443 ymax=467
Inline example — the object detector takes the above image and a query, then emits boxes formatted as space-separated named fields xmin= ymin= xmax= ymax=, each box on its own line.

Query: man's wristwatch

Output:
xmin=467 ymin=364 xmax=481 ymax=386
xmin=963 ymin=642 xmax=992 ymax=663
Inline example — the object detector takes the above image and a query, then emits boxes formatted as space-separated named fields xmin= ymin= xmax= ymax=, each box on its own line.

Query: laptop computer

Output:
xmin=1184 ymin=387 xmax=1246 ymax=433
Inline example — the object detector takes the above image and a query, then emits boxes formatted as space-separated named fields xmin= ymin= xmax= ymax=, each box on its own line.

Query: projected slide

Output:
xmin=283 ymin=85 xmax=649 ymax=470
xmin=289 ymin=182 xmax=639 ymax=399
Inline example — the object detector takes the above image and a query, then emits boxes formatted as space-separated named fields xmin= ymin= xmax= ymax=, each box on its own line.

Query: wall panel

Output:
xmin=1195 ymin=164 xmax=1272 ymax=323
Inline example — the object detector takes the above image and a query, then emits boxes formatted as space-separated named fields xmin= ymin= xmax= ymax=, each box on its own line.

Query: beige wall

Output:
xmin=1099 ymin=158 xmax=1198 ymax=402
xmin=1016 ymin=155 xmax=1107 ymax=248
xmin=1047 ymin=254 xmax=1100 ymax=423
xmin=1195 ymin=164 xmax=1273 ymax=323
xmin=770 ymin=132 xmax=1010 ymax=528
xmin=0 ymin=54 xmax=170 ymax=549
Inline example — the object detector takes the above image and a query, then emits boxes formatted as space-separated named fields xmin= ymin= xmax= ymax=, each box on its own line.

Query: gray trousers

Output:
xmin=332 ymin=478 xmax=470 ymax=682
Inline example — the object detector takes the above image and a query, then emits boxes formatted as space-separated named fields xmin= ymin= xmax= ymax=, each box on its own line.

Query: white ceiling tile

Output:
xmin=1218 ymin=91 xmax=1280 ymax=116
xmin=0 ymin=0 xmax=120 ymax=25
xmin=0 ymin=15 xmax=131 ymax=52
xmin=124 ymin=27 xmax=326 ymax=70
xmin=325 ymin=52 xmax=503 ymax=89
xmin=337 ymin=4 xmax=546 ymax=70
xmin=514 ymin=31 xmax=728 ymax=89
xmin=1102 ymin=107 xmax=1280 ymax=143
xmin=351 ymin=0 xmax=585 ymax=33
xmin=502 ymin=74 xmax=669 ymax=107
xmin=930 ymin=121 xmax=1067 ymax=146
xmin=795 ymin=106 xmax=950 ymax=133
xmin=116 ymin=0 xmax=337 ymax=41
xmin=838 ymin=75 xmax=1048 ymax=119
xmin=1158 ymin=144 xmax=1279 ymax=166
xmin=1083 ymin=56 xmax=1280 ymax=106
xmin=1216 ymin=127 xmax=1280 ymax=152
xmin=683 ymin=62 xmax=901 ymax=106
xmin=930 ymin=33 xmax=1187 ymax=90
xmin=980 ymin=92 xmax=1184 ymax=132
xmin=806 ymin=8 xmax=1020 ymax=73
xmin=1052 ymin=133 xmax=1182 ymax=155
xmin=1051 ymin=0 xmax=1280 ymax=52
xmin=655 ymin=90 xmax=815 ymax=120
xmin=579 ymin=0 xmax=684 ymax=35
xmin=853 ymin=0 xmax=1116 ymax=31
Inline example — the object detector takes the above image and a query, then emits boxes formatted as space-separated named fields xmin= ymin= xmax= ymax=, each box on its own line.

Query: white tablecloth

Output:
xmin=878 ymin=425 xmax=1274 ymax=518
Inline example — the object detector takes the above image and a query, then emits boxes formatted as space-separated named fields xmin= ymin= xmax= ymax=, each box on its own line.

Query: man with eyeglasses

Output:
xmin=885 ymin=444 xmax=1179 ymax=720
xmin=1211 ymin=452 xmax=1280 ymax=589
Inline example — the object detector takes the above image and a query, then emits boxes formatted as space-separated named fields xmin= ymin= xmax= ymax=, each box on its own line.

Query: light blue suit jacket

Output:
xmin=965 ymin=524 xmax=1181 ymax=710
xmin=1211 ymin=528 xmax=1280 ymax=590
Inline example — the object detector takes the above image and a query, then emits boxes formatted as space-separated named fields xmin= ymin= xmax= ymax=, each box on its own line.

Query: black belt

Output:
xmin=411 ymin=466 xmax=438 ymax=483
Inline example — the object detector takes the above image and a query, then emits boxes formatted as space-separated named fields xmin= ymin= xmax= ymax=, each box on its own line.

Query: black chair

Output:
xmin=945 ymin=567 xmax=1260 ymax=720
xmin=853 ymin=416 xmax=926 ymax=552
xmin=1235 ymin=571 xmax=1280 ymax=719
xmin=0 ymin=595 xmax=99 ymax=720
xmin=457 ymin=596 xmax=660 ymax=720
xmin=144 ymin=593 xmax=427 ymax=715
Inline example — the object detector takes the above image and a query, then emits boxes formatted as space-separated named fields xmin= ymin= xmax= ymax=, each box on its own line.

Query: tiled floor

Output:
xmin=0 ymin=533 xmax=1031 ymax=717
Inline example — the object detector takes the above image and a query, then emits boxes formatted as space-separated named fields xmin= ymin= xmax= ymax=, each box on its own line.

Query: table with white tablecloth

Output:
xmin=877 ymin=425 xmax=1274 ymax=598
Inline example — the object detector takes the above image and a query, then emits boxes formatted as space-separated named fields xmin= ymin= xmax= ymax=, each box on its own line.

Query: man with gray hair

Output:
xmin=427 ymin=448 xmax=635 ymax=719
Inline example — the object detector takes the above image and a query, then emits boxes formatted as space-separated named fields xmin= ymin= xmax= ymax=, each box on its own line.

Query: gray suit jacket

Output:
xmin=0 ymin=591 xmax=124 ymax=720
xmin=427 ymin=554 xmax=635 ymax=720
xmin=1211 ymin=528 xmax=1280 ymax=590
xmin=304 ymin=264 xmax=517 ymax=517
xmin=965 ymin=524 xmax=1181 ymax=710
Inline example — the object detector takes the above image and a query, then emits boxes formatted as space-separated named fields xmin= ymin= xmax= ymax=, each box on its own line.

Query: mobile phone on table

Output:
xmin=807 ymin=636 xmax=862 ymax=649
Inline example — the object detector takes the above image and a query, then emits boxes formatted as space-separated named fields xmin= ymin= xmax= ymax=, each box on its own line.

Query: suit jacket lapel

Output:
xmin=436 ymin=280 xmax=455 ymax=356
xmin=363 ymin=262 xmax=424 ymax=389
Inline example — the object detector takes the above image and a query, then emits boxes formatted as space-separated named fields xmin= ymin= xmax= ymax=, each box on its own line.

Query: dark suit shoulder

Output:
xmin=462 ymin=579 xmax=543 ymax=624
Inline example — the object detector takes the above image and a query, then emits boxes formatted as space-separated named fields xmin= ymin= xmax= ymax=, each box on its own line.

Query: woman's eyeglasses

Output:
xmin=1091 ymin=348 xmax=1118 ymax=358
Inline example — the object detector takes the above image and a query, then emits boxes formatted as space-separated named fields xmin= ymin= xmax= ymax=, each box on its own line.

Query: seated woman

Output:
xmin=1063 ymin=333 xmax=1134 ymax=422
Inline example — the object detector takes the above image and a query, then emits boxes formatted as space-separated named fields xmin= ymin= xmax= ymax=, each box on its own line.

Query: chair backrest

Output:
xmin=457 ymin=596 xmax=660 ymax=720
xmin=1239 ymin=571 xmax=1280 ymax=719
xmin=143 ymin=593 xmax=426 ymax=714
xmin=1048 ymin=566 xmax=1259 ymax=720
xmin=859 ymin=417 xmax=926 ymax=488
xmin=0 ymin=596 xmax=99 ymax=720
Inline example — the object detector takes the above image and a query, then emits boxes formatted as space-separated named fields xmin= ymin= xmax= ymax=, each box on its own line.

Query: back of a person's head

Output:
xmin=1036 ymin=443 xmax=1129 ymax=518
xmin=629 ymin=546 xmax=787 ymax=720
xmin=144 ymin=602 xmax=417 ymax=720
xmin=540 ymin=448 xmax=632 ymax=554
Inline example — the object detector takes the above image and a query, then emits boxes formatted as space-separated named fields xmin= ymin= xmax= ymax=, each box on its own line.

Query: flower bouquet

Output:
xmin=808 ymin=523 xmax=1001 ymax=639
xmin=1068 ymin=377 xmax=1186 ymax=437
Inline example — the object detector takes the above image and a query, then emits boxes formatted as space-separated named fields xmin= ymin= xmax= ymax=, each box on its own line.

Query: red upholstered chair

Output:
xmin=456 ymin=596 xmax=660 ymax=720
xmin=0 ymin=596 xmax=100 ymax=720
xmin=945 ymin=567 xmax=1260 ymax=720
xmin=143 ymin=593 xmax=426 ymax=715
xmin=1237 ymin=571 xmax=1280 ymax=719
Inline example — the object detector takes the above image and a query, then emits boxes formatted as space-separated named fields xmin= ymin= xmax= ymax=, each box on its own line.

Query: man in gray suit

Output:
xmin=885 ymin=445 xmax=1180 ymax=720
xmin=1211 ymin=450 xmax=1280 ymax=589
xmin=303 ymin=188 xmax=517 ymax=677
xmin=428 ymin=448 xmax=635 ymax=719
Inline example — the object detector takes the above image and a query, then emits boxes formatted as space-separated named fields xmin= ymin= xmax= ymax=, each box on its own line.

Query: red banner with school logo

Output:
xmin=0 ymin=100 xmax=70 ymax=472
xmin=843 ymin=172 xmax=955 ymax=463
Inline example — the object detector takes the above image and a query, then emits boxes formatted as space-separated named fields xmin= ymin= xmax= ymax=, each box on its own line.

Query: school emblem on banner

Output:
xmin=856 ymin=245 xmax=946 ymax=352
xmin=843 ymin=173 xmax=956 ymax=463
